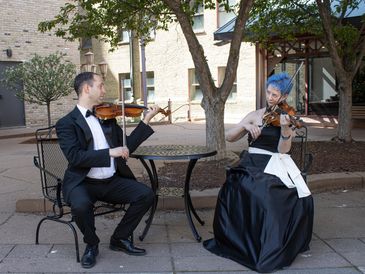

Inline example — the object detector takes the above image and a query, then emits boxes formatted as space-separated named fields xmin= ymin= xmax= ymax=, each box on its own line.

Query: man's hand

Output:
xmin=109 ymin=146 xmax=129 ymax=159
xmin=142 ymin=105 xmax=161 ymax=125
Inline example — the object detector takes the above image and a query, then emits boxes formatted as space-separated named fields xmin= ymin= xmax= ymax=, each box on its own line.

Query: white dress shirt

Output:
xmin=77 ymin=105 xmax=116 ymax=179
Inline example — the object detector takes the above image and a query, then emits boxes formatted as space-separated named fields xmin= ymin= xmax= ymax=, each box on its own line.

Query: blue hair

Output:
xmin=266 ymin=72 xmax=292 ymax=95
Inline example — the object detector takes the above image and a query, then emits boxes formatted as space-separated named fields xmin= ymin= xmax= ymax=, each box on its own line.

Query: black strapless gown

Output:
xmin=203 ymin=126 xmax=314 ymax=273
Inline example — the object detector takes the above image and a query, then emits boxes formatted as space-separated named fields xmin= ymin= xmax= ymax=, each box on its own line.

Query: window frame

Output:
xmin=188 ymin=68 xmax=203 ymax=102
xmin=218 ymin=66 xmax=237 ymax=102
xmin=118 ymin=29 xmax=130 ymax=45
xmin=191 ymin=2 xmax=205 ymax=33
xmin=119 ymin=73 xmax=133 ymax=103
xmin=217 ymin=0 xmax=237 ymax=28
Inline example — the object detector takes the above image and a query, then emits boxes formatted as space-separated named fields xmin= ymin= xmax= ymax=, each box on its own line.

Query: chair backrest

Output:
xmin=35 ymin=126 xmax=68 ymax=204
xmin=290 ymin=125 xmax=312 ymax=180
xmin=35 ymin=125 xmax=125 ymax=215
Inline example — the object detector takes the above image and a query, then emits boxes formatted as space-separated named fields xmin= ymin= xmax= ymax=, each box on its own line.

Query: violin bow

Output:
xmin=267 ymin=61 xmax=304 ymax=113
xmin=283 ymin=61 xmax=304 ymax=96
xmin=261 ymin=61 xmax=305 ymax=129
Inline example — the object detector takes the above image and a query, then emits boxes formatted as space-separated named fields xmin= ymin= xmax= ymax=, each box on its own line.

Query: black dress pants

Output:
xmin=69 ymin=176 xmax=154 ymax=245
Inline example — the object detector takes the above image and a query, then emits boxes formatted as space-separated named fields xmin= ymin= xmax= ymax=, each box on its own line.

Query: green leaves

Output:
xmin=246 ymin=0 xmax=321 ymax=45
xmin=39 ymin=0 xmax=172 ymax=48
xmin=2 ymin=52 xmax=76 ymax=105
xmin=38 ymin=0 xmax=233 ymax=49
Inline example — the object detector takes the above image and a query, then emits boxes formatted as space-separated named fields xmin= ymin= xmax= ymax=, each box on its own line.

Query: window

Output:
xmin=146 ymin=29 xmax=156 ymax=41
xmin=81 ymin=37 xmax=92 ymax=50
xmin=118 ymin=30 xmax=130 ymax=44
xmin=119 ymin=72 xmax=155 ymax=103
xmin=218 ymin=0 xmax=237 ymax=28
xmin=189 ymin=68 xmax=203 ymax=101
xmin=218 ymin=66 xmax=237 ymax=101
xmin=119 ymin=73 xmax=133 ymax=102
xmin=192 ymin=2 xmax=204 ymax=32
xmin=144 ymin=71 xmax=155 ymax=102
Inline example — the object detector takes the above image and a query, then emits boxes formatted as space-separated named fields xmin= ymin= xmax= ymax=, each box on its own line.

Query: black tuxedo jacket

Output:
xmin=55 ymin=107 xmax=154 ymax=204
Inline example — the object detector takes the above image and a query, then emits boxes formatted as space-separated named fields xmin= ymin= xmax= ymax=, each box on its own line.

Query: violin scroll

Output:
xmin=158 ymin=108 xmax=171 ymax=117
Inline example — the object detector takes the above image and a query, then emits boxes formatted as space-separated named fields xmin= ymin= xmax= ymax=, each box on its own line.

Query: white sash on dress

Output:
xmin=248 ymin=147 xmax=311 ymax=198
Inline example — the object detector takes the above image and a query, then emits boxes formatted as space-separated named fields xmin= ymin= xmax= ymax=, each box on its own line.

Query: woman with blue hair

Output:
xmin=203 ymin=72 xmax=313 ymax=273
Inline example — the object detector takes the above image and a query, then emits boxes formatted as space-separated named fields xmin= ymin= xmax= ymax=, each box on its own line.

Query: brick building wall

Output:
xmin=0 ymin=0 xmax=80 ymax=128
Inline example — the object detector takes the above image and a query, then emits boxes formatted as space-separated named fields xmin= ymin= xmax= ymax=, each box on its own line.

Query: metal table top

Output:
xmin=131 ymin=145 xmax=217 ymax=160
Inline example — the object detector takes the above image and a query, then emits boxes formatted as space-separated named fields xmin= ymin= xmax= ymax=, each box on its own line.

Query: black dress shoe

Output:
xmin=81 ymin=244 xmax=99 ymax=269
xmin=109 ymin=236 xmax=146 ymax=256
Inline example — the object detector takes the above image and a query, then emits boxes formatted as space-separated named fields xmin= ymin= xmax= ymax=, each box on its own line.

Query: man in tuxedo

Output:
xmin=56 ymin=72 xmax=160 ymax=268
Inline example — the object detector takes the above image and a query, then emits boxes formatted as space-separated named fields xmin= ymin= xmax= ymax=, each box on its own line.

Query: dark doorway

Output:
xmin=0 ymin=61 xmax=25 ymax=128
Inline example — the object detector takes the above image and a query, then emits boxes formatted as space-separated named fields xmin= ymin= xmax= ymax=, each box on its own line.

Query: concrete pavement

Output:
xmin=0 ymin=121 xmax=365 ymax=273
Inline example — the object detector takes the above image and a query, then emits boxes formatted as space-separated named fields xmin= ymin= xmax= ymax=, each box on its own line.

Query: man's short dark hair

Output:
xmin=74 ymin=72 xmax=97 ymax=96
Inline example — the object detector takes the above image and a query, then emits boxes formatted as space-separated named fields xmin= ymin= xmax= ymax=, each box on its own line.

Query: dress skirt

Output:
xmin=203 ymin=151 xmax=314 ymax=273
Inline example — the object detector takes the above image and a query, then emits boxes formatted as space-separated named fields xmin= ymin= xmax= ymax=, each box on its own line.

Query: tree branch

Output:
xmin=220 ymin=0 xmax=254 ymax=101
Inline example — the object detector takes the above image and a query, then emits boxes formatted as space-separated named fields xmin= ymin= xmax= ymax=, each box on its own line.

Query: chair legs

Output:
xmin=35 ymin=217 xmax=80 ymax=262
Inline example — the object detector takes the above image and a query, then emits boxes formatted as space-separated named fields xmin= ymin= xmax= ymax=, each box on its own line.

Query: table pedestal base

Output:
xmin=138 ymin=158 xmax=205 ymax=242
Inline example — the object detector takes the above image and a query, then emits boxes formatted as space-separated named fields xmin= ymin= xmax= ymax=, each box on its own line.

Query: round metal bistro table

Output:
xmin=131 ymin=144 xmax=217 ymax=242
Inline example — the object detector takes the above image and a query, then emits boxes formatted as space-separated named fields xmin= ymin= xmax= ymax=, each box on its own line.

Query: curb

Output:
xmin=16 ymin=172 xmax=365 ymax=213
xmin=307 ymin=172 xmax=365 ymax=193
xmin=0 ymin=132 xmax=34 ymax=140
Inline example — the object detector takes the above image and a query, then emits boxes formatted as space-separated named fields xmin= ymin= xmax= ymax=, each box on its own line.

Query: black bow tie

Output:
xmin=85 ymin=109 xmax=95 ymax=118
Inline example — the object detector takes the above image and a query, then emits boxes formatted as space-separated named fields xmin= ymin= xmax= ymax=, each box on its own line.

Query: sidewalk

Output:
xmin=0 ymin=121 xmax=364 ymax=273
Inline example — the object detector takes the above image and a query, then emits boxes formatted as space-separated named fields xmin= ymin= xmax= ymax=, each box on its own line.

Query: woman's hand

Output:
xmin=278 ymin=113 xmax=294 ymax=153
xmin=280 ymin=113 xmax=291 ymax=128
xmin=226 ymin=109 xmax=264 ymax=142
xmin=244 ymin=123 xmax=262 ymax=140
xmin=280 ymin=114 xmax=293 ymax=136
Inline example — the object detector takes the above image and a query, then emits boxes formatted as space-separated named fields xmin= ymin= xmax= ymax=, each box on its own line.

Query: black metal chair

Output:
xmin=33 ymin=126 xmax=127 ymax=262
xmin=290 ymin=125 xmax=313 ymax=182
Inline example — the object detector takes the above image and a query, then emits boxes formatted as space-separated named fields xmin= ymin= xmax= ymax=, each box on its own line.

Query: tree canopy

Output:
xmin=39 ymin=0 xmax=234 ymax=48
xmin=38 ymin=0 xmax=254 ymax=158
xmin=247 ymin=0 xmax=322 ymax=46
xmin=2 ymin=52 xmax=76 ymax=126
xmin=247 ymin=0 xmax=365 ymax=142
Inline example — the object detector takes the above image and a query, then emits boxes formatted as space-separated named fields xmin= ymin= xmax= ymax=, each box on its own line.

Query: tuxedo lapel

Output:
xmin=71 ymin=107 xmax=114 ymax=148
xmin=71 ymin=107 xmax=93 ymax=147
xmin=100 ymin=120 xmax=113 ymax=147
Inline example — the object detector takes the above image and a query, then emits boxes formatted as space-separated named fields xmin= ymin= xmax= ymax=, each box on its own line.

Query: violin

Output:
xmin=93 ymin=103 xmax=171 ymax=120
xmin=262 ymin=101 xmax=303 ymax=128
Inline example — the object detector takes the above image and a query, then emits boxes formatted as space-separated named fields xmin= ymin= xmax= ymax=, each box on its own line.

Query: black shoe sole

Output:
xmin=81 ymin=262 xmax=96 ymax=269
xmin=109 ymin=244 xmax=146 ymax=256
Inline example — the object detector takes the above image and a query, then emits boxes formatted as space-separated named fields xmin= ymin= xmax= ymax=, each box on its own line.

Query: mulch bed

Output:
xmin=147 ymin=141 xmax=365 ymax=191
xmin=21 ymin=137 xmax=365 ymax=191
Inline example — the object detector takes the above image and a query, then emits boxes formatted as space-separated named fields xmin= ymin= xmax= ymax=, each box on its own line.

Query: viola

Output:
xmin=262 ymin=101 xmax=303 ymax=128
xmin=93 ymin=103 xmax=171 ymax=120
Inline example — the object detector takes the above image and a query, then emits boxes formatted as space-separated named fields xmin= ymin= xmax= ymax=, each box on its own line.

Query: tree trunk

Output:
xmin=46 ymin=102 xmax=51 ymax=127
xmin=336 ymin=78 xmax=353 ymax=142
xmin=162 ymin=0 xmax=253 ymax=159
xmin=202 ymin=97 xmax=226 ymax=158
xmin=316 ymin=0 xmax=365 ymax=143
xmin=131 ymin=31 xmax=141 ymax=102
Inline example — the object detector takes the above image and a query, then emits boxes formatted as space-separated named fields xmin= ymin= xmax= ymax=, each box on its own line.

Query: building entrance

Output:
xmin=0 ymin=61 xmax=25 ymax=128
